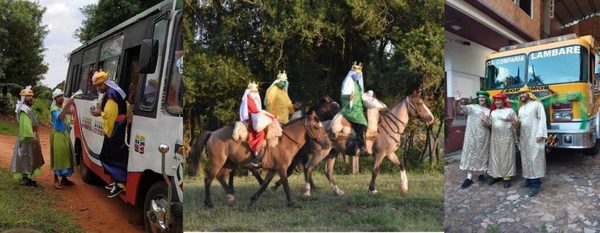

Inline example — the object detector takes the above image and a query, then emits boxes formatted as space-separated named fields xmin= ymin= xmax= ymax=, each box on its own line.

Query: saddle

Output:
xmin=232 ymin=120 xmax=283 ymax=148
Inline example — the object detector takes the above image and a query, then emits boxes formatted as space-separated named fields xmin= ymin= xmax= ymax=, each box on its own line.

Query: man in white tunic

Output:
xmin=515 ymin=85 xmax=547 ymax=197
xmin=485 ymin=93 xmax=517 ymax=188
xmin=454 ymin=90 xmax=491 ymax=189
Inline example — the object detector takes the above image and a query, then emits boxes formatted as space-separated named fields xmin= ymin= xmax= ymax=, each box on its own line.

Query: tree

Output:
xmin=75 ymin=0 xmax=163 ymax=42
xmin=0 ymin=0 xmax=48 ymax=91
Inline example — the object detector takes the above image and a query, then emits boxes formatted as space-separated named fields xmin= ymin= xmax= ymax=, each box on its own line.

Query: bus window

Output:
xmin=485 ymin=54 xmax=526 ymax=90
xmin=166 ymin=27 xmax=183 ymax=115
xmin=80 ymin=47 xmax=98 ymax=95
xmin=99 ymin=35 xmax=124 ymax=83
xmin=527 ymin=45 xmax=588 ymax=85
xmin=140 ymin=19 xmax=167 ymax=111
xmin=595 ymin=53 xmax=600 ymax=80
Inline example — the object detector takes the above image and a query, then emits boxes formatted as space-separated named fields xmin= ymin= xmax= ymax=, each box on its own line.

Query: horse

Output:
xmin=298 ymin=90 xmax=435 ymax=196
xmin=197 ymin=110 xmax=330 ymax=208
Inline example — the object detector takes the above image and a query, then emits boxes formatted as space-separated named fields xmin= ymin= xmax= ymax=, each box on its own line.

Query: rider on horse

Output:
xmin=265 ymin=70 xmax=294 ymax=124
xmin=340 ymin=62 xmax=369 ymax=156
xmin=240 ymin=81 xmax=276 ymax=167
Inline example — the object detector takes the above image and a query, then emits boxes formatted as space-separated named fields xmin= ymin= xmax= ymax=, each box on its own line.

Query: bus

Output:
xmin=63 ymin=1 xmax=183 ymax=232
xmin=484 ymin=34 xmax=600 ymax=155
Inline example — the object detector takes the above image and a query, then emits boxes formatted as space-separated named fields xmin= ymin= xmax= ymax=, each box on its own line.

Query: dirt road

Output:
xmin=0 ymin=127 xmax=144 ymax=233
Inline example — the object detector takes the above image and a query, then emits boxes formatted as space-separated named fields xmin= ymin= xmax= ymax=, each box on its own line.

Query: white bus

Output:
xmin=63 ymin=1 xmax=183 ymax=232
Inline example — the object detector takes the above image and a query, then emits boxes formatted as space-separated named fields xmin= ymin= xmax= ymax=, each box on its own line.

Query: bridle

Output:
xmin=379 ymin=96 xmax=425 ymax=144
xmin=282 ymin=117 xmax=324 ymax=147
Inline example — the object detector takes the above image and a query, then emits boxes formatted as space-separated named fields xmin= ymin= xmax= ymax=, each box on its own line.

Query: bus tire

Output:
xmin=76 ymin=142 xmax=99 ymax=184
xmin=583 ymin=139 xmax=600 ymax=156
xmin=144 ymin=181 xmax=175 ymax=233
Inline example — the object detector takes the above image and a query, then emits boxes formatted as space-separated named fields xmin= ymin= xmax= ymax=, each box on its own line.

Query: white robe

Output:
xmin=487 ymin=108 xmax=517 ymax=178
xmin=459 ymin=104 xmax=490 ymax=172
xmin=518 ymin=100 xmax=547 ymax=179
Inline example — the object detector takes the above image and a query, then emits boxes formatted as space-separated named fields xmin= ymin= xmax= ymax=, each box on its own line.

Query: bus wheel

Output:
xmin=583 ymin=139 xmax=600 ymax=156
xmin=144 ymin=182 xmax=170 ymax=233
xmin=77 ymin=142 xmax=98 ymax=184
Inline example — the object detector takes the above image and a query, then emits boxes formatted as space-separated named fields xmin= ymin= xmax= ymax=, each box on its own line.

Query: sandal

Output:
xmin=53 ymin=184 xmax=63 ymax=190
xmin=61 ymin=178 xmax=75 ymax=186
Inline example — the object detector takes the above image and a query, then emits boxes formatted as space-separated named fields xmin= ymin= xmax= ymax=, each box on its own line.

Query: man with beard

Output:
xmin=50 ymin=89 xmax=76 ymax=189
xmin=484 ymin=93 xmax=517 ymax=188
xmin=514 ymin=85 xmax=547 ymax=197
xmin=11 ymin=86 xmax=44 ymax=187
xmin=453 ymin=90 xmax=492 ymax=189
xmin=265 ymin=70 xmax=294 ymax=124
xmin=340 ymin=62 xmax=369 ymax=156
xmin=90 ymin=71 xmax=129 ymax=198
xmin=240 ymin=81 xmax=276 ymax=167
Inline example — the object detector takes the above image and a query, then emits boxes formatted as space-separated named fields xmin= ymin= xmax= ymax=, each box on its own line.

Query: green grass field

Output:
xmin=184 ymin=172 xmax=443 ymax=231
xmin=0 ymin=169 xmax=83 ymax=233
xmin=0 ymin=118 xmax=18 ymax=136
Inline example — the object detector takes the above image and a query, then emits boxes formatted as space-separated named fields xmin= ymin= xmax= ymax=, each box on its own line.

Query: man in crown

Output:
xmin=90 ymin=71 xmax=129 ymax=198
xmin=50 ymin=89 xmax=76 ymax=189
xmin=11 ymin=86 xmax=44 ymax=187
xmin=265 ymin=70 xmax=294 ymax=124
xmin=513 ymin=85 xmax=547 ymax=197
xmin=341 ymin=62 xmax=369 ymax=156
xmin=240 ymin=82 xmax=276 ymax=167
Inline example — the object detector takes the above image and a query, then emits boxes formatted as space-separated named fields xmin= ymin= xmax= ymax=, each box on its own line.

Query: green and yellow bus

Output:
xmin=484 ymin=34 xmax=600 ymax=155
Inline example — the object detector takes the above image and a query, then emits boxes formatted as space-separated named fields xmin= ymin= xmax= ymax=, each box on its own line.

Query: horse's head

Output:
xmin=305 ymin=110 xmax=331 ymax=149
xmin=312 ymin=96 xmax=340 ymax=121
xmin=407 ymin=90 xmax=435 ymax=125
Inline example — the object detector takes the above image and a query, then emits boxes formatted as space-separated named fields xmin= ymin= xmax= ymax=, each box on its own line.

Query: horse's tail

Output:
xmin=188 ymin=130 xmax=212 ymax=176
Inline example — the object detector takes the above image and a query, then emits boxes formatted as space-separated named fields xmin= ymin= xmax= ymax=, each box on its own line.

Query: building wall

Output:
xmin=556 ymin=16 xmax=600 ymax=41
xmin=482 ymin=0 xmax=542 ymax=40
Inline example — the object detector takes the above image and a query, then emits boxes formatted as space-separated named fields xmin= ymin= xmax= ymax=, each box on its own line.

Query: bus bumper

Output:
xmin=546 ymin=131 xmax=596 ymax=148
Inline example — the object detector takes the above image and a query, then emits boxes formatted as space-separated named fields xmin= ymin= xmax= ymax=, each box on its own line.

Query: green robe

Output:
xmin=50 ymin=105 xmax=74 ymax=174
xmin=341 ymin=81 xmax=368 ymax=126
xmin=11 ymin=106 xmax=44 ymax=179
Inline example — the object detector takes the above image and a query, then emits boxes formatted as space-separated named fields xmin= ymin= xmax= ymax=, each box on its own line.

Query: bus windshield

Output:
xmin=485 ymin=54 xmax=526 ymax=90
xmin=527 ymin=45 xmax=588 ymax=86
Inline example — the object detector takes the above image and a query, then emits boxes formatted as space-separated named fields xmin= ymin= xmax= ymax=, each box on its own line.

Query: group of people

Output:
xmin=10 ymin=70 xmax=129 ymax=198
xmin=240 ymin=62 xmax=370 ymax=167
xmin=455 ymin=85 xmax=547 ymax=197
xmin=11 ymin=86 xmax=75 ymax=189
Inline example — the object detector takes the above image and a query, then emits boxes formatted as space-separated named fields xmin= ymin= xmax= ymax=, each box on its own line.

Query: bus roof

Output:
xmin=69 ymin=0 xmax=171 ymax=57
xmin=486 ymin=34 xmax=595 ymax=60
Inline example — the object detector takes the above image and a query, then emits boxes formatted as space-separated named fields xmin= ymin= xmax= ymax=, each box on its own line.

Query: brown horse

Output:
xmin=199 ymin=110 xmax=329 ymax=208
xmin=299 ymin=91 xmax=435 ymax=196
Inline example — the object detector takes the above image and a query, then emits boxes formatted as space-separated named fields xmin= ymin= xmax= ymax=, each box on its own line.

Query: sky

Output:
xmin=39 ymin=0 xmax=98 ymax=88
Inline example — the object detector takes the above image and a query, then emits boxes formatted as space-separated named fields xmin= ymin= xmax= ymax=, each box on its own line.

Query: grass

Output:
xmin=0 ymin=169 xmax=83 ymax=233
xmin=184 ymin=171 xmax=443 ymax=231
xmin=0 ymin=118 xmax=18 ymax=136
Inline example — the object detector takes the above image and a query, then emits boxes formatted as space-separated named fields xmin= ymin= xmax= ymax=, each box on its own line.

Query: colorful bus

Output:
xmin=484 ymin=34 xmax=600 ymax=155
xmin=63 ymin=1 xmax=183 ymax=232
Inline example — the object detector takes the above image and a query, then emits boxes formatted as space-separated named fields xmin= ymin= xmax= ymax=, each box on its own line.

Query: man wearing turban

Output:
xmin=514 ymin=85 xmax=547 ymax=197
xmin=50 ymin=89 xmax=76 ymax=189
xmin=485 ymin=93 xmax=518 ymax=188
xmin=453 ymin=90 xmax=492 ymax=189
xmin=11 ymin=86 xmax=44 ymax=187
xmin=90 ymin=71 xmax=129 ymax=198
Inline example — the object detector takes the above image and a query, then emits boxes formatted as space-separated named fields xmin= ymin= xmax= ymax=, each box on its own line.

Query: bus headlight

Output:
xmin=553 ymin=111 xmax=572 ymax=121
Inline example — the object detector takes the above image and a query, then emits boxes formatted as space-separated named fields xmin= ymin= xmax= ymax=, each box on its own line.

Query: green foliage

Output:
xmin=0 ymin=118 xmax=18 ymax=135
xmin=75 ymin=0 xmax=163 ymax=42
xmin=31 ymin=98 xmax=51 ymax=125
xmin=0 ymin=0 xmax=48 ymax=88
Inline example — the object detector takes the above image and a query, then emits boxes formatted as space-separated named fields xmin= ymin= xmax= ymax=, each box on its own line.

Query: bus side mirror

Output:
xmin=140 ymin=39 xmax=158 ymax=74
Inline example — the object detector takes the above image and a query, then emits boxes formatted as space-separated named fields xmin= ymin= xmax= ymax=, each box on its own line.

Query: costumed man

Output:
xmin=50 ymin=89 xmax=76 ymax=189
xmin=484 ymin=93 xmax=518 ymax=188
xmin=240 ymin=81 xmax=275 ymax=167
xmin=340 ymin=62 xmax=369 ymax=156
xmin=11 ymin=86 xmax=44 ymax=187
xmin=264 ymin=70 xmax=294 ymax=124
xmin=90 ymin=71 xmax=129 ymax=198
xmin=514 ymin=85 xmax=547 ymax=197
xmin=453 ymin=90 xmax=492 ymax=189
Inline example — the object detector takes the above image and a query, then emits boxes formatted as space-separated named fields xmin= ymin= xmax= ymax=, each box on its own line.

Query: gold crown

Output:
xmin=351 ymin=61 xmax=363 ymax=73
xmin=20 ymin=85 xmax=34 ymax=96
xmin=247 ymin=81 xmax=259 ymax=92
xmin=277 ymin=70 xmax=287 ymax=80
